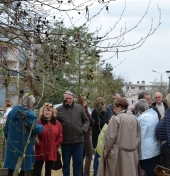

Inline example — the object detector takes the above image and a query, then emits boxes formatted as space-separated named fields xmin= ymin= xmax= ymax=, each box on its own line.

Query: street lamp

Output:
xmin=152 ymin=70 xmax=165 ymax=93
xmin=166 ymin=71 xmax=170 ymax=93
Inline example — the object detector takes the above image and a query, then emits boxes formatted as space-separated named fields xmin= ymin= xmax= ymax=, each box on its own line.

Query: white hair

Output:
xmin=64 ymin=90 xmax=74 ymax=97
xmin=135 ymin=99 xmax=149 ymax=113
xmin=154 ymin=92 xmax=162 ymax=97
xmin=20 ymin=93 xmax=35 ymax=106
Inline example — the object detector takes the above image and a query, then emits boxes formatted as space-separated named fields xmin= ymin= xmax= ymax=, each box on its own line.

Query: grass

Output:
xmin=50 ymin=158 xmax=94 ymax=176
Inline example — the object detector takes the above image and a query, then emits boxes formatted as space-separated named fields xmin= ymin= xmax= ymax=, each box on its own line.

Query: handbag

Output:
xmin=138 ymin=164 xmax=147 ymax=176
xmin=153 ymin=165 xmax=170 ymax=176
xmin=52 ymin=151 xmax=62 ymax=170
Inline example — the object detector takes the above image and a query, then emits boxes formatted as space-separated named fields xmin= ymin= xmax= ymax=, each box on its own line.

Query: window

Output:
xmin=131 ymin=87 xmax=135 ymax=89
xmin=131 ymin=100 xmax=135 ymax=104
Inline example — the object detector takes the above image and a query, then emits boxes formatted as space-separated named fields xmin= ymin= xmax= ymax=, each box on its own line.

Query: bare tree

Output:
xmin=0 ymin=0 xmax=161 ymax=105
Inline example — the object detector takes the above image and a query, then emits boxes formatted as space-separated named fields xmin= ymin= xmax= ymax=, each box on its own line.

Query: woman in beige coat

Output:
xmin=97 ymin=97 xmax=141 ymax=176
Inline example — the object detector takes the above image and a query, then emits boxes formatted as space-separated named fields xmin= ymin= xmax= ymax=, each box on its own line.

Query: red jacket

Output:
xmin=35 ymin=118 xmax=63 ymax=161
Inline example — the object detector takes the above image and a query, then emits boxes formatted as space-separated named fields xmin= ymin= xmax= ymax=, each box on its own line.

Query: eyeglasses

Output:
xmin=155 ymin=97 xmax=160 ymax=99
xmin=44 ymin=103 xmax=53 ymax=107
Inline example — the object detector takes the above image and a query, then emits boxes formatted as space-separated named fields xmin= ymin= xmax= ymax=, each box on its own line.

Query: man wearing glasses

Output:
xmin=107 ymin=93 xmax=121 ymax=114
xmin=138 ymin=92 xmax=161 ymax=120
xmin=56 ymin=90 xmax=89 ymax=176
xmin=152 ymin=92 xmax=168 ymax=118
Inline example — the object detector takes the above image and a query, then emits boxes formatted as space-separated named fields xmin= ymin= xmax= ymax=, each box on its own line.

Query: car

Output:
xmin=54 ymin=104 xmax=62 ymax=108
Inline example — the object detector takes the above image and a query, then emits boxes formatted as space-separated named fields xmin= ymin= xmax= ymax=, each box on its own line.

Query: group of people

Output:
xmin=2 ymin=90 xmax=170 ymax=176
xmin=97 ymin=91 xmax=170 ymax=176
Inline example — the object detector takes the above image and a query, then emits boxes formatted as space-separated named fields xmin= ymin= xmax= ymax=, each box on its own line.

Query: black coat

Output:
xmin=149 ymin=106 xmax=161 ymax=120
xmin=91 ymin=108 xmax=113 ymax=148
xmin=152 ymin=101 xmax=168 ymax=111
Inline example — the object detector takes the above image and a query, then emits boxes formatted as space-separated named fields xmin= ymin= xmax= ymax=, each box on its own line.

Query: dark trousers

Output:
xmin=140 ymin=155 xmax=160 ymax=176
xmin=33 ymin=160 xmax=53 ymax=176
xmin=83 ymin=138 xmax=93 ymax=176
xmin=161 ymin=142 xmax=170 ymax=168
xmin=61 ymin=142 xmax=83 ymax=176
xmin=8 ymin=169 xmax=25 ymax=176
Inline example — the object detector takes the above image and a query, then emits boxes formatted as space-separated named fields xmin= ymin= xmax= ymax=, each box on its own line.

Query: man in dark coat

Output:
xmin=138 ymin=92 xmax=161 ymax=120
xmin=56 ymin=90 xmax=89 ymax=176
xmin=107 ymin=93 xmax=121 ymax=114
xmin=152 ymin=92 xmax=168 ymax=118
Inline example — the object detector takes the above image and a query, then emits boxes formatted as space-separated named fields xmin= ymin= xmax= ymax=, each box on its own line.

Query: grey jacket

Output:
xmin=56 ymin=103 xmax=89 ymax=144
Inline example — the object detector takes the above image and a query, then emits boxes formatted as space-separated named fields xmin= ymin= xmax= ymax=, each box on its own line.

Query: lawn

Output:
xmin=50 ymin=159 xmax=94 ymax=176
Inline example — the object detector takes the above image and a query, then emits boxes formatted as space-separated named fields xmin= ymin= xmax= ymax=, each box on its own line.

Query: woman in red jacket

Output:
xmin=33 ymin=103 xmax=63 ymax=176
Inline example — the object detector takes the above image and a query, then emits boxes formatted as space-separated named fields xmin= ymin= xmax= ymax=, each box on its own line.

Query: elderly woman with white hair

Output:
xmin=156 ymin=93 xmax=170 ymax=168
xmin=3 ymin=92 xmax=44 ymax=176
xmin=136 ymin=99 xmax=160 ymax=176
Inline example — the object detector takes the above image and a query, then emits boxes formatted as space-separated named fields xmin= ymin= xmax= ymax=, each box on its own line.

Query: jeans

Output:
xmin=93 ymin=152 xmax=100 ymax=175
xmin=33 ymin=160 xmax=53 ymax=176
xmin=62 ymin=142 xmax=83 ymax=176
xmin=83 ymin=138 xmax=93 ymax=176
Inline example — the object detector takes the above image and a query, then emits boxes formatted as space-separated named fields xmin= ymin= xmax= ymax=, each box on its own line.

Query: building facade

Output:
xmin=122 ymin=81 xmax=152 ymax=109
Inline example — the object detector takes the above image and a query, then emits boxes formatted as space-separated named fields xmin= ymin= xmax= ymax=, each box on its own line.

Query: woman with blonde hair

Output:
xmin=91 ymin=97 xmax=113 ymax=176
xmin=33 ymin=103 xmax=63 ymax=176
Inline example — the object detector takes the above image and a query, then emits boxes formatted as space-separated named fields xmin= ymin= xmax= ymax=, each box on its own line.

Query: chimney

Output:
xmin=129 ymin=82 xmax=131 ymax=84
xmin=137 ymin=81 xmax=140 ymax=84
xmin=142 ymin=81 xmax=145 ymax=85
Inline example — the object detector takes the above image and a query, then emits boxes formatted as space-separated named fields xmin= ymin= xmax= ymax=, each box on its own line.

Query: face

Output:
xmin=144 ymin=95 xmax=152 ymax=106
xmin=102 ymin=103 xmax=106 ymax=109
xmin=44 ymin=107 xmax=53 ymax=119
xmin=64 ymin=94 xmax=74 ymax=106
xmin=113 ymin=105 xmax=122 ymax=115
xmin=113 ymin=94 xmax=121 ymax=104
xmin=83 ymin=100 xmax=87 ymax=107
xmin=154 ymin=93 xmax=162 ymax=104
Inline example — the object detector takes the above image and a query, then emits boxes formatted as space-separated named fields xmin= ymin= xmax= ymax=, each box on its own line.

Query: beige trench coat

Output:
xmin=97 ymin=110 xmax=141 ymax=176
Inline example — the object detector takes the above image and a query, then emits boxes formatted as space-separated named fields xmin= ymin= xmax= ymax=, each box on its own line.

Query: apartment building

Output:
xmin=0 ymin=29 xmax=20 ymax=107
xmin=122 ymin=81 xmax=152 ymax=109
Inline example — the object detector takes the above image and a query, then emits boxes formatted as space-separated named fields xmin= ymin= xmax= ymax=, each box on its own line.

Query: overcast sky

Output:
xmin=87 ymin=0 xmax=170 ymax=85
xmin=59 ymin=0 xmax=170 ymax=85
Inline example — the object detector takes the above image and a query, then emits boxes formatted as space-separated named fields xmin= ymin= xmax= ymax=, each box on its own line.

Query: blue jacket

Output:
xmin=156 ymin=108 xmax=170 ymax=145
xmin=138 ymin=108 xmax=160 ymax=160
xmin=3 ymin=105 xmax=44 ymax=171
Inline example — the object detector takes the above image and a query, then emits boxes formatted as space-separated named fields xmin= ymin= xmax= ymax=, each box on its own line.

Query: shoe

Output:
xmin=93 ymin=175 xmax=97 ymax=176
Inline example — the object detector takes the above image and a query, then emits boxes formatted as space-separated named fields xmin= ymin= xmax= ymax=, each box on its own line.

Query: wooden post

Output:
xmin=13 ymin=121 xmax=35 ymax=176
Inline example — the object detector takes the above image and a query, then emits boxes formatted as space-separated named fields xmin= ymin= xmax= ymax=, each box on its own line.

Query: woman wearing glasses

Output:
xmin=33 ymin=103 xmax=63 ymax=176
xmin=97 ymin=97 xmax=141 ymax=176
